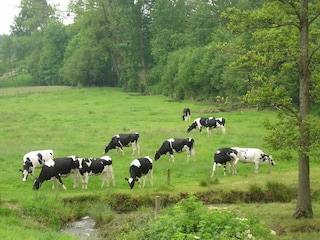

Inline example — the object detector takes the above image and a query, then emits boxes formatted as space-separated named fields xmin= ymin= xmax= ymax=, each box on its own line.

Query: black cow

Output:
xmin=104 ymin=132 xmax=140 ymax=155
xmin=211 ymin=148 xmax=239 ymax=177
xmin=78 ymin=156 xmax=115 ymax=189
xmin=182 ymin=108 xmax=191 ymax=121
xmin=124 ymin=157 xmax=153 ymax=189
xmin=33 ymin=156 xmax=80 ymax=190
xmin=154 ymin=138 xmax=195 ymax=162
xmin=187 ymin=117 xmax=226 ymax=134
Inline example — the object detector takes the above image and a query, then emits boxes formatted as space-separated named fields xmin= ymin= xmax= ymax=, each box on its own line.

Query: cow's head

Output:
xmin=33 ymin=179 xmax=41 ymax=190
xmin=261 ymin=154 xmax=275 ymax=165
xmin=21 ymin=160 xmax=33 ymax=181
xmin=230 ymin=149 xmax=239 ymax=162
xmin=104 ymin=145 xmax=110 ymax=154
xmin=187 ymin=122 xmax=197 ymax=132
xmin=125 ymin=177 xmax=138 ymax=189
xmin=154 ymin=151 xmax=161 ymax=161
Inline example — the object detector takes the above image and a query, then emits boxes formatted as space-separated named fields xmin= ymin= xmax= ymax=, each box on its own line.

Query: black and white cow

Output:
xmin=20 ymin=149 xmax=54 ymax=181
xmin=104 ymin=132 xmax=140 ymax=155
xmin=154 ymin=138 xmax=195 ymax=162
xmin=211 ymin=148 xmax=239 ymax=177
xmin=187 ymin=117 xmax=226 ymax=134
xmin=124 ymin=156 xmax=153 ymax=189
xmin=33 ymin=156 xmax=80 ymax=190
xmin=78 ymin=156 xmax=115 ymax=189
xmin=182 ymin=108 xmax=191 ymax=121
xmin=231 ymin=147 xmax=275 ymax=174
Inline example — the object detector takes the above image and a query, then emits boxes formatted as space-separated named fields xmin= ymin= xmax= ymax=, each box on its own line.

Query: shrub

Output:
xmin=126 ymin=195 xmax=272 ymax=240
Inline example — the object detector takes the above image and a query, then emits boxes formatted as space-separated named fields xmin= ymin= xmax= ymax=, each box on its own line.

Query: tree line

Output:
xmin=0 ymin=0 xmax=317 ymax=103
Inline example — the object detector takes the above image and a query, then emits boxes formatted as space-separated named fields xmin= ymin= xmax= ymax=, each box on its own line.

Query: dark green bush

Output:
xmin=124 ymin=195 xmax=272 ymax=240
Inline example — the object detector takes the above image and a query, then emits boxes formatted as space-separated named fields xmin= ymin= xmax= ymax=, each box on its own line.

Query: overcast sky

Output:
xmin=0 ymin=0 xmax=72 ymax=35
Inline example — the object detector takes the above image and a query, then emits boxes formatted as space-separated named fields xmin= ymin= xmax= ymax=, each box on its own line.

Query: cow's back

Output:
xmin=235 ymin=148 xmax=263 ymax=163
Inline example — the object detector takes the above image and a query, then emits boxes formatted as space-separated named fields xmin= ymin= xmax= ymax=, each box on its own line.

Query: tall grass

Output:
xmin=0 ymin=87 xmax=319 ymax=239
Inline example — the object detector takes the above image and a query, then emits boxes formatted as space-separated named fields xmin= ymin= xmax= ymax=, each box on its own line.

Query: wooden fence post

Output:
xmin=167 ymin=168 xmax=170 ymax=185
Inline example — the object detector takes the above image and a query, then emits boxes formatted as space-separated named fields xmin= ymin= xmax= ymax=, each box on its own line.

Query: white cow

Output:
xmin=231 ymin=147 xmax=275 ymax=174
xmin=20 ymin=150 xmax=54 ymax=181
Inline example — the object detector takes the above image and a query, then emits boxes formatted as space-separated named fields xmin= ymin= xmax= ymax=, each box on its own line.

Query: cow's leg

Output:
xmin=137 ymin=142 xmax=140 ymax=155
xmin=149 ymin=170 xmax=153 ymax=187
xmin=81 ymin=173 xmax=89 ymax=189
xmin=119 ymin=147 xmax=125 ymax=155
xmin=220 ymin=126 xmax=226 ymax=134
xmin=229 ymin=160 xmax=237 ymax=175
xmin=223 ymin=163 xmax=227 ymax=176
xmin=110 ymin=167 xmax=115 ymax=186
xmin=186 ymin=149 xmax=190 ymax=162
xmin=73 ymin=169 xmax=79 ymax=188
xmin=131 ymin=142 xmax=137 ymax=155
xmin=254 ymin=162 xmax=259 ymax=174
xmin=56 ymin=176 xmax=67 ymax=190
xmin=51 ymin=178 xmax=56 ymax=189
xmin=101 ymin=172 xmax=108 ymax=188
xmin=169 ymin=154 xmax=175 ymax=163
xmin=190 ymin=148 xmax=196 ymax=161
xmin=211 ymin=163 xmax=216 ymax=177
xmin=30 ymin=167 xmax=35 ymax=179
xmin=142 ymin=175 xmax=147 ymax=188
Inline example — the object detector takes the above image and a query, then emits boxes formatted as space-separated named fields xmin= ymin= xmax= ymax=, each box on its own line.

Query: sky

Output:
xmin=0 ymin=0 xmax=72 ymax=35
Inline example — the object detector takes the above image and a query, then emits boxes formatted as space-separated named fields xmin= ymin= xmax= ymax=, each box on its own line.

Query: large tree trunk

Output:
xmin=294 ymin=0 xmax=313 ymax=219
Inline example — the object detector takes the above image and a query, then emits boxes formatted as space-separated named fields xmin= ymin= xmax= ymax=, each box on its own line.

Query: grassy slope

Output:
xmin=0 ymin=87 xmax=319 ymax=239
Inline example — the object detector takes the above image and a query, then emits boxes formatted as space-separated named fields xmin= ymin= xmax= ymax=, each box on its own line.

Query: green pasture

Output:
xmin=0 ymin=86 xmax=320 ymax=239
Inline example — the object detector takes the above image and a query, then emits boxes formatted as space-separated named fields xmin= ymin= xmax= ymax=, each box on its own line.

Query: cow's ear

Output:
xmin=124 ymin=178 xmax=129 ymax=181
xmin=134 ymin=178 xmax=139 ymax=182
xmin=19 ymin=169 xmax=23 ymax=172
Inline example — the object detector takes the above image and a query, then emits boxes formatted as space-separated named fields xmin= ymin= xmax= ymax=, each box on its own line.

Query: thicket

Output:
xmin=1 ymin=0 xmax=319 ymax=104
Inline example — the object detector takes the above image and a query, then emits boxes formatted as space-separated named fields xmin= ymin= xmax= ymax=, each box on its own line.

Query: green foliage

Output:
xmin=126 ymin=195 xmax=271 ymax=240
xmin=89 ymin=204 xmax=115 ymax=227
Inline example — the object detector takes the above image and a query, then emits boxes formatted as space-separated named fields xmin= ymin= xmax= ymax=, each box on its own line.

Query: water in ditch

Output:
xmin=61 ymin=216 xmax=99 ymax=239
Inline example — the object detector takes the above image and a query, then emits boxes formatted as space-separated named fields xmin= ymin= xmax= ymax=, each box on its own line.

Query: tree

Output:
xmin=223 ymin=0 xmax=320 ymax=218
xmin=37 ymin=22 xmax=68 ymax=85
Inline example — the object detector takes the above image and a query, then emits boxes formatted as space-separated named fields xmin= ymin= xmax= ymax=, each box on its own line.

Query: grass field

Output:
xmin=0 ymin=86 xmax=320 ymax=239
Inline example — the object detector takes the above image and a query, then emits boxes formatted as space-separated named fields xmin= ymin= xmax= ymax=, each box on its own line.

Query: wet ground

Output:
xmin=61 ymin=216 xmax=99 ymax=239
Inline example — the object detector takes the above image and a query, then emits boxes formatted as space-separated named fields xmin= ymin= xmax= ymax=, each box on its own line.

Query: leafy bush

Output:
xmin=125 ymin=195 xmax=272 ymax=240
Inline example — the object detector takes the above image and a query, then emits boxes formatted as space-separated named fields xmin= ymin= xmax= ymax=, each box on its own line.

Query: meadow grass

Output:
xmin=0 ymin=86 xmax=319 ymax=239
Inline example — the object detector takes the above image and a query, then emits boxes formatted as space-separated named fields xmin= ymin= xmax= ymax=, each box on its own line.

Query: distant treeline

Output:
xmin=0 ymin=0 xmax=320 ymax=105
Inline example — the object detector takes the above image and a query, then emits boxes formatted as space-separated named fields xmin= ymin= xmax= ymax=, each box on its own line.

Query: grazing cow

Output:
xmin=20 ymin=150 xmax=54 ymax=181
xmin=124 ymin=156 xmax=153 ymax=189
xmin=154 ymin=138 xmax=195 ymax=162
xmin=33 ymin=156 xmax=80 ymax=190
xmin=187 ymin=117 xmax=226 ymax=134
xmin=231 ymin=147 xmax=275 ymax=174
xmin=182 ymin=108 xmax=191 ymax=121
xmin=104 ymin=132 xmax=140 ymax=155
xmin=211 ymin=148 xmax=239 ymax=177
xmin=78 ymin=156 xmax=115 ymax=189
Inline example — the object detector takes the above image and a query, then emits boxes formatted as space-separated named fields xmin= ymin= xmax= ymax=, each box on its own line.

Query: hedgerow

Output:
xmin=121 ymin=195 xmax=273 ymax=240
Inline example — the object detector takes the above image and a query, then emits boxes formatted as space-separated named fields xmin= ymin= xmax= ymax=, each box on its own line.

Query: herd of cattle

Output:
xmin=20 ymin=107 xmax=275 ymax=190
